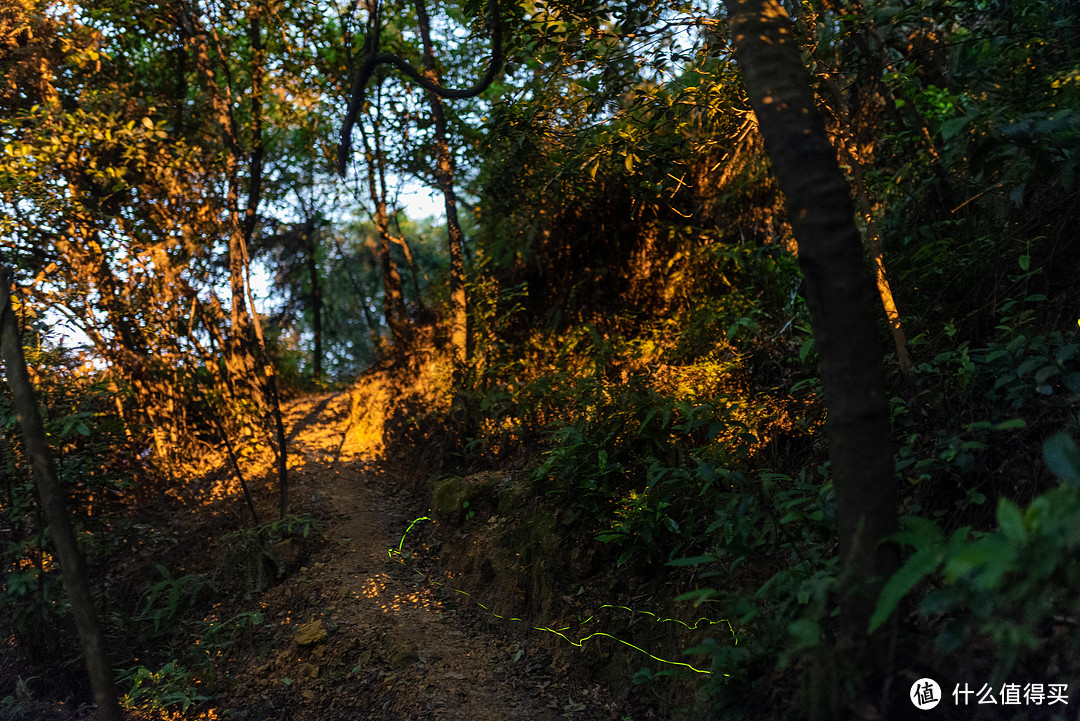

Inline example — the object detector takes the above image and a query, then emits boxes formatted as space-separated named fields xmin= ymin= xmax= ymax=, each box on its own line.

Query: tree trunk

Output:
xmin=359 ymin=91 xmax=410 ymax=347
xmin=389 ymin=214 xmax=426 ymax=314
xmin=0 ymin=265 xmax=122 ymax=721
xmin=233 ymin=2 xmax=289 ymax=517
xmin=414 ymin=0 xmax=467 ymax=368
xmin=305 ymin=219 xmax=323 ymax=384
xmin=182 ymin=0 xmax=289 ymax=517
xmin=721 ymin=0 xmax=898 ymax=709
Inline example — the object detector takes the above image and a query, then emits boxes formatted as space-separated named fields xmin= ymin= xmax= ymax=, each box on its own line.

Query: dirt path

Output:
xmin=218 ymin=392 xmax=648 ymax=721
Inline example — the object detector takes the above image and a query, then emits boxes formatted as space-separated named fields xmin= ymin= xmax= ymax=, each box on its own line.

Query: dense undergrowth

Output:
xmin=449 ymin=257 xmax=1080 ymax=717
xmin=0 ymin=341 xmax=326 ymax=718
xmin=438 ymin=2 xmax=1080 ymax=713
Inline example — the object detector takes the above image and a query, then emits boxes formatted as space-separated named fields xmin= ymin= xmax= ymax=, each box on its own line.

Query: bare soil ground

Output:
xmin=210 ymin=390 xmax=670 ymax=721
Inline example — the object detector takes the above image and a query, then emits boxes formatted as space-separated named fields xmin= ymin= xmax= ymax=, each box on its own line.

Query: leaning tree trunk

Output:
xmin=0 ymin=265 xmax=122 ymax=721
xmin=816 ymin=69 xmax=913 ymax=374
xmin=722 ymin=0 xmax=898 ymax=711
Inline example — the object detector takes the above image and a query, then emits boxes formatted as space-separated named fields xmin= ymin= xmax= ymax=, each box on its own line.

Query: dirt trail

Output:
xmin=219 ymin=391 xmax=645 ymax=721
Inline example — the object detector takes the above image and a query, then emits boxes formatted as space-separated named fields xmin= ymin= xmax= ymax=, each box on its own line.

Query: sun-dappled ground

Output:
xmin=0 ymin=358 xmax=706 ymax=721
xmin=197 ymin=381 xmax=663 ymax=721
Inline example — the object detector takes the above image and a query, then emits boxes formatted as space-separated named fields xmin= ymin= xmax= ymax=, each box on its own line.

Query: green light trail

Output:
xmin=389 ymin=515 xmax=432 ymax=558
xmin=387 ymin=515 xmax=736 ymax=676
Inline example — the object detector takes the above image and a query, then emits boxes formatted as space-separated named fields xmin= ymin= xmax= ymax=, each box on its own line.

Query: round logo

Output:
xmin=911 ymin=678 xmax=942 ymax=710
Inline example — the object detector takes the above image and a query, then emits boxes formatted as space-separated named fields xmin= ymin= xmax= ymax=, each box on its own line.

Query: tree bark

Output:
xmin=305 ymin=218 xmax=323 ymax=384
xmin=0 ymin=265 xmax=122 ymax=721
xmin=337 ymin=0 xmax=502 ymax=176
xmin=359 ymin=88 xmax=410 ymax=347
xmin=414 ymin=0 xmax=468 ymax=369
xmin=722 ymin=0 xmax=898 ymax=705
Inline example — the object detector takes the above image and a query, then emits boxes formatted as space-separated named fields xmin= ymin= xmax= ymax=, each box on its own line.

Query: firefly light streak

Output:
xmin=388 ymin=515 xmax=736 ymax=675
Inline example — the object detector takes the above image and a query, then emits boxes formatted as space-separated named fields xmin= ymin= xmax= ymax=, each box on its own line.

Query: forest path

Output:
xmin=219 ymin=390 xmax=628 ymax=721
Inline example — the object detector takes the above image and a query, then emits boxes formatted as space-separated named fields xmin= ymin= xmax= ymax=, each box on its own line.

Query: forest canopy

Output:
xmin=2 ymin=0 xmax=1080 ymax=718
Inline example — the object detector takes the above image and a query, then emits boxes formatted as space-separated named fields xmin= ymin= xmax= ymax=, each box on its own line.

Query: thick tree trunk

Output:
xmin=722 ymin=0 xmax=898 ymax=708
xmin=0 ymin=266 xmax=122 ymax=721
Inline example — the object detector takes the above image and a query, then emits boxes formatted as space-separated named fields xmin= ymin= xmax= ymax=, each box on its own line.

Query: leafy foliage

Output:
xmin=135 ymin=565 xmax=213 ymax=642
xmin=872 ymin=432 xmax=1080 ymax=683
xmin=116 ymin=660 xmax=210 ymax=714
xmin=0 ymin=337 xmax=142 ymax=672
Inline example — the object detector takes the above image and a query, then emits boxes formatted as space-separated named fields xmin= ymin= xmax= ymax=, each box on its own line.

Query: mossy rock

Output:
xmin=432 ymin=476 xmax=467 ymax=522
xmin=390 ymin=645 xmax=420 ymax=668
xmin=432 ymin=472 xmax=505 ymax=525
xmin=496 ymin=477 xmax=531 ymax=516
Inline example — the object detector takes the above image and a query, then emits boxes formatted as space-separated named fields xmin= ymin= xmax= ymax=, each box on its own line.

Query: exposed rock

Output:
xmin=295 ymin=619 xmax=328 ymax=646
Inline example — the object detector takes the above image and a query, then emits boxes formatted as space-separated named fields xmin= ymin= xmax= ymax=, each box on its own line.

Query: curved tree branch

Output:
xmin=337 ymin=0 xmax=503 ymax=176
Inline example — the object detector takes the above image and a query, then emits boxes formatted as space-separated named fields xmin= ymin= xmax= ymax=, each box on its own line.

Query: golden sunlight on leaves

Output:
xmin=759 ymin=0 xmax=788 ymax=21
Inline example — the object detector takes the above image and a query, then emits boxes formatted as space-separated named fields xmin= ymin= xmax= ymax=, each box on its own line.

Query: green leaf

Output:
xmin=1043 ymin=433 xmax=1080 ymax=486
xmin=920 ymin=586 xmax=964 ymax=615
xmin=940 ymin=115 xmax=971 ymax=140
xmin=943 ymin=536 xmax=1017 ymax=589
xmin=891 ymin=515 xmax=946 ymax=551
xmin=1035 ymin=365 xmax=1060 ymax=384
xmin=1063 ymin=373 xmax=1080 ymax=393
xmin=996 ymin=498 xmax=1025 ymax=544
xmin=674 ymin=587 xmax=717 ymax=604
xmin=869 ymin=543 xmax=941 ymax=634
xmin=787 ymin=618 xmax=820 ymax=649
